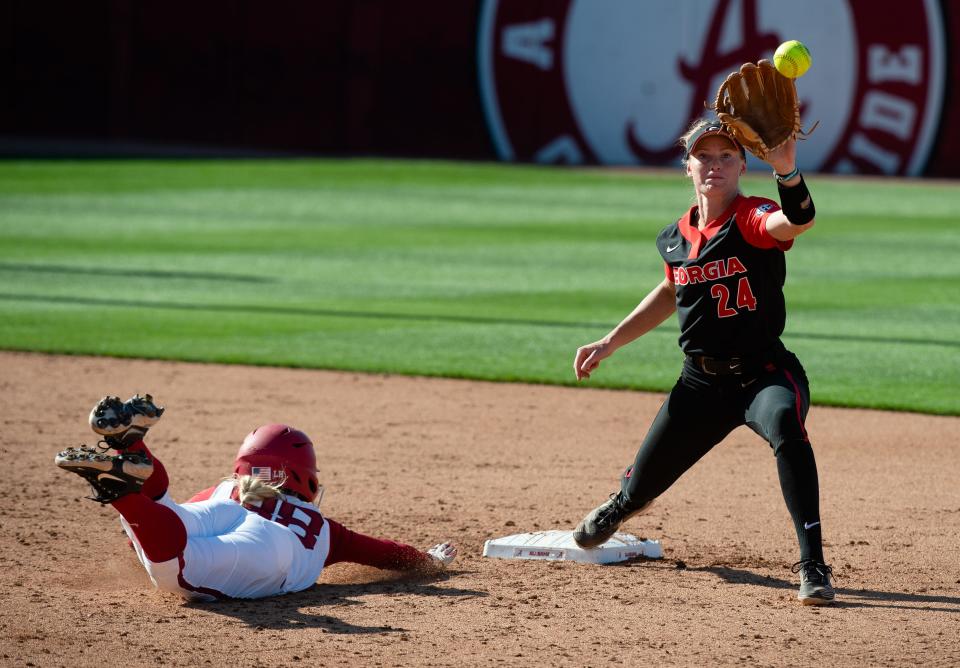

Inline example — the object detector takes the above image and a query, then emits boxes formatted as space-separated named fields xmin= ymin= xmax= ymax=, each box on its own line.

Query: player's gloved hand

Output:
xmin=89 ymin=394 xmax=165 ymax=449
xmin=427 ymin=542 xmax=458 ymax=567
xmin=712 ymin=59 xmax=806 ymax=161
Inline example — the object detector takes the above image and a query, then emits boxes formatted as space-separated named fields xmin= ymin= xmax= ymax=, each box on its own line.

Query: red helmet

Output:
xmin=233 ymin=424 xmax=320 ymax=502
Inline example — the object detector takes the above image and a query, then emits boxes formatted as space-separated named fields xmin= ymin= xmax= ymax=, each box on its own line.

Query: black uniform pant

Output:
xmin=620 ymin=350 xmax=823 ymax=562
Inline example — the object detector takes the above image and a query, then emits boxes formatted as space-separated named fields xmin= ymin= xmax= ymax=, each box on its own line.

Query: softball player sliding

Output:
xmin=572 ymin=119 xmax=834 ymax=605
xmin=56 ymin=395 xmax=456 ymax=601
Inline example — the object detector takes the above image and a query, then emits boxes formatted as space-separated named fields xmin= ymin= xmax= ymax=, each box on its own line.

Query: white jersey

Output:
xmin=122 ymin=480 xmax=331 ymax=601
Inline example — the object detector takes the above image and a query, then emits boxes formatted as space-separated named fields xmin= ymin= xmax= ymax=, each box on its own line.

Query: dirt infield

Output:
xmin=3 ymin=351 xmax=959 ymax=667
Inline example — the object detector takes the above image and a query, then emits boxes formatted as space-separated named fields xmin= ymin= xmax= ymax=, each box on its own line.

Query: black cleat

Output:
xmin=55 ymin=446 xmax=153 ymax=504
xmin=573 ymin=492 xmax=652 ymax=549
xmin=792 ymin=559 xmax=836 ymax=606
xmin=89 ymin=394 xmax=164 ymax=449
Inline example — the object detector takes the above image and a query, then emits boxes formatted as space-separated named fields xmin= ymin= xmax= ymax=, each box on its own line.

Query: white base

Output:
xmin=482 ymin=529 xmax=662 ymax=564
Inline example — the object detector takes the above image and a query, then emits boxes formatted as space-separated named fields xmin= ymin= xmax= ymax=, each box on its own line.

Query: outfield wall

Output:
xmin=5 ymin=0 xmax=960 ymax=177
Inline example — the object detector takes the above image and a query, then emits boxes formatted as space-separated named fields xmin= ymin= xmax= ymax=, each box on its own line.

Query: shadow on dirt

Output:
xmin=695 ymin=565 xmax=960 ymax=613
xmin=188 ymin=571 xmax=487 ymax=634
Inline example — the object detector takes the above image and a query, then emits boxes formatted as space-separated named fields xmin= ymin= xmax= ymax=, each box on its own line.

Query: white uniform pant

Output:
xmin=121 ymin=494 xmax=298 ymax=601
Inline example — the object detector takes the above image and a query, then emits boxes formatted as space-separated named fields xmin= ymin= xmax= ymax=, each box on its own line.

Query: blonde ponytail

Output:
xmin=228 ymin=474 xmax=285 ymax=506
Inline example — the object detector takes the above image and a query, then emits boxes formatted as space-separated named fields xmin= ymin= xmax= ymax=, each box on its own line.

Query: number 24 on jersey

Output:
xmin=710 ymin=277 xmax=757 ymax=318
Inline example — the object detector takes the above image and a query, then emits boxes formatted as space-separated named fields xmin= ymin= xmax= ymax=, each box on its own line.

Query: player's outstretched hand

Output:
xmin=427 ymin=542 xmax=458 ymax=567
xmin=574 ymin=340 xmax=614 ymax=381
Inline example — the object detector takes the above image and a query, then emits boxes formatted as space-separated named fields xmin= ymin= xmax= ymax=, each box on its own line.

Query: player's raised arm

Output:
xmin=762 ymin=138 xmax=816 ymax=241
xmin=713 ymin=58 xmax=817 ymax=243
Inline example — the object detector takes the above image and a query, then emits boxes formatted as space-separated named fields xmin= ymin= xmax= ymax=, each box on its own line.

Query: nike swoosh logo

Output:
xmin=666 ymin=242 xmax=683 ymax=252
xmin=804 ymin=521 xmax=820 ymax=530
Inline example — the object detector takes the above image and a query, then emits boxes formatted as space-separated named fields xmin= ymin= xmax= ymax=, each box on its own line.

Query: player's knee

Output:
xmin=771 ymin=436 xmax=810 ymax=458
xmin=766 ymin=410 xmax=807 ymax=453
xmin=141 ymin=555 xmax=191 ymax=595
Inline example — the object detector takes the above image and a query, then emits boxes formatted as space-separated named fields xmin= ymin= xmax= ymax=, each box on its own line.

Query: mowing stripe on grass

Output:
xmin=1 ymin=159 xmax=957 ymax=415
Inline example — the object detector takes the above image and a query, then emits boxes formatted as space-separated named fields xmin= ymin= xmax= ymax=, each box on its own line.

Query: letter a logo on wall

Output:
xmin=477 ymin=0 xmax=945 ymax=175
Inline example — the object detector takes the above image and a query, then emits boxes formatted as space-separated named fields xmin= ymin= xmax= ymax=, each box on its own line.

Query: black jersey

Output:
xmin=657 ymin=195 xmax=793 ymax=358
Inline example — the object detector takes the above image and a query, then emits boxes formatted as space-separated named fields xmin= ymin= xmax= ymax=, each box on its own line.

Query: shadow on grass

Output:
xmin=0 ymin=261 xmax=273 ymax=283
xmin=0 ymin=291 xmax=610 ymax=330
xmin=693 ymin=565 xmax=960 ymax=613
xmin=190 ymin=570 xmax=486 ymax=635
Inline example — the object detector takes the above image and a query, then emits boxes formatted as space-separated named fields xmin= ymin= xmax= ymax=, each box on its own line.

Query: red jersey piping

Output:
xmin=678 ymin=195 xmax=744 ymax=259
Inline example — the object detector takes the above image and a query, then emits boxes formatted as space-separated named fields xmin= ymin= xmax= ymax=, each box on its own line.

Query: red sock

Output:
xmin=123 ymin=440 xmax=169 ymax=500
xmin=112 ymin=493 xmax=187 ymax=563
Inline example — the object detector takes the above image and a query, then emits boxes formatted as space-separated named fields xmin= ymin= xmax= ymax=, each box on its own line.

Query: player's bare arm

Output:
xmin=763 ymin=138 xmax=816 ymax=241
xmin=574 ymin=279 xmax=676 ymax=380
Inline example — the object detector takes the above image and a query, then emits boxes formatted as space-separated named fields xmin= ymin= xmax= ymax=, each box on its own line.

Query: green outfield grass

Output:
xmin=1 ymin=159 xmax=957 ymax=415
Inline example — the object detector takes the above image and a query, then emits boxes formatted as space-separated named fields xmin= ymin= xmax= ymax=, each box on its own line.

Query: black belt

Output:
xmin=688 ymin=354 xmax=750 ymax=376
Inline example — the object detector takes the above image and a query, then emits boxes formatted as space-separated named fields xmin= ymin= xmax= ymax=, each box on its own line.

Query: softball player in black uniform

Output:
xmin=572 ymin=119 xmax=834 ymax=605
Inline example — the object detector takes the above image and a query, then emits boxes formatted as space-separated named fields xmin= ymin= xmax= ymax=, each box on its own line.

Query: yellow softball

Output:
xmin=774 ymin=40 xmax=812 ymax=79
